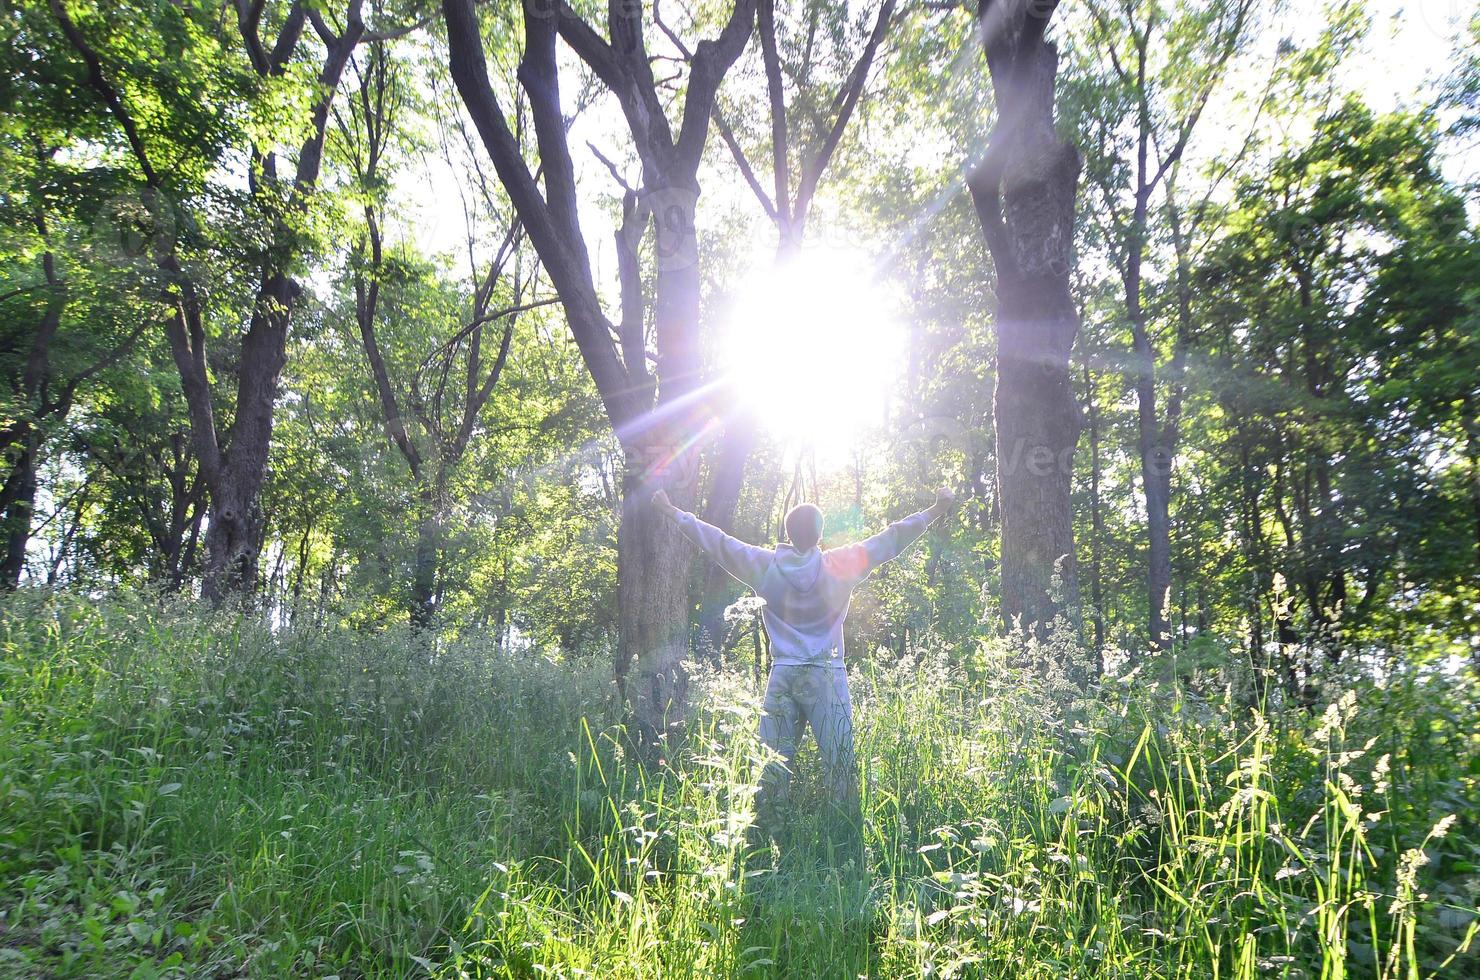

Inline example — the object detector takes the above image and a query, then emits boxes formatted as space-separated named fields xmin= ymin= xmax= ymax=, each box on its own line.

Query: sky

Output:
xmin=397 ymin=0 xmax=1475 ymax=263
xmin=1345 ymin=0 xmax=1473 ymax=105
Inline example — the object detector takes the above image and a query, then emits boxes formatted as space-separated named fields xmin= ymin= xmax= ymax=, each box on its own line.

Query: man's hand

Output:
xmin=931 ymin=486 xmax=956 ymax=517
xmin=651 ymin=489 xmax=675 ymax=515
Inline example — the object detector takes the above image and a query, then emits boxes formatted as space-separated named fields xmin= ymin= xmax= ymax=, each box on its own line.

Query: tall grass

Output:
xmin=0 ymin=589 xmax=1475 ymax=978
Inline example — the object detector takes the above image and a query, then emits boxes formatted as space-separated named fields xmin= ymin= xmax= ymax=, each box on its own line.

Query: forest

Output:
xmin=1 ymin=0 xmax=1477 ymax=976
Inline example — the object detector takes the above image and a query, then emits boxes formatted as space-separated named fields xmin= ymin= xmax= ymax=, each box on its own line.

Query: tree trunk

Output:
xmin=617 ymin=196 xmax=706 ymax=742
xmin=696 ymin=413 xmax=758 ymax=657
xmin=411 ymin=485 xmax=441 ymax=629
xmin=966 ymin=0 xmax=1083 ymax=637
xmin=1134 ymin=343 xmax=1173 ymax=650
xmin=617 ymin=454 xmax=696 ymax=745
xmin=170 ymin=499 xmax=204 ymax=593
xmin=200 ymin=474 xmax=266 ymax=600
xmin=991 ymin=267 xmax=1082 ymax=634
xmin=200 ymin=275 xmax=295 ymax=602
xmin=143 ymin=451 xmax=203 ymax=591
xmin=1 ymin=246 xmax=64 ymax=588
xmin=0 ymin=436 xmax=39 ymax=587
xmin=1126 ymin=199 xmax=1171 ymax=651
xmin=1083 ymin=362 xmax=1105 ymax=652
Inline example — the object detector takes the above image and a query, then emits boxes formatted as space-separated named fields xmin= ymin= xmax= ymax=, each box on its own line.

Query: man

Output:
xmin=651 ymin=487 xmax=953 ymax=832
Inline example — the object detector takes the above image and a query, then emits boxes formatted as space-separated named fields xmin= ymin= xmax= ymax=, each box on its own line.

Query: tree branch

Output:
xmin=615 ymin=190 xmax=652 ymax=386
xmin=49 ymin=0 xmax=160 ymax=187
xmin=267 ymin=3 xmax=307 ymax=75
xmin=364 ymin=9 xmax=435 ymax=43
xmin=756 ymin=0 xmax=791 ymax=224
xmin=236 ymin=0 xmax=271 ymax=74
xmin=675 ymin=0 xmax=758 ymax=174
xmin=711 ymin=104 xmax=778 ymax=220
xmin=443 ymin=0 xmax=636 ymax=426
xmin=794 ymin=0 xmax=896 ymax=224
xmin=164 ymin=303 xmax=223 ymax=488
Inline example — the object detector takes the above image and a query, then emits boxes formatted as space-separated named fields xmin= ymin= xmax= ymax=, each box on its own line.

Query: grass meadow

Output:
xmin=0 ymin=589 xmax=1475 ymax=978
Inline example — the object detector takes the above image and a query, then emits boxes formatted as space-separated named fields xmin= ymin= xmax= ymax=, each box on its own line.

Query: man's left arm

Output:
xmin=852 ymin=488 xmax=955 ymax=579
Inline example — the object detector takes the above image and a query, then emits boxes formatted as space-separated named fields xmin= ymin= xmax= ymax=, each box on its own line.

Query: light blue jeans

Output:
xmin=757 ymin=663 xmax=857 ymax=817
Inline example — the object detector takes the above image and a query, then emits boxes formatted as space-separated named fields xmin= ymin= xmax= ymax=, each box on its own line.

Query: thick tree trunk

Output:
xmin=968 ymin=0 xmax=1083 ymax=638
xmin=992 ymin=265 xmax=1082 ymax=633
xmin=200 ymin=275 xmax=295 ymax=603
xmin=616 ymin=455 xmax=696 ymax=744
xmin=200 ymin=474 xmax=267 ymax=600
xmin=618 ymin=198 xmax=705 ymax=742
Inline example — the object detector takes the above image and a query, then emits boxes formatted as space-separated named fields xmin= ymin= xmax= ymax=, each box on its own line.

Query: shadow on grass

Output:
xmin=734 ymin=776 xmax=884 ymax=978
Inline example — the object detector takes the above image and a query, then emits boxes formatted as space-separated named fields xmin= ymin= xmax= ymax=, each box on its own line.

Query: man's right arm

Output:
xmin=653 ymin=491 xmax=771 ymax=590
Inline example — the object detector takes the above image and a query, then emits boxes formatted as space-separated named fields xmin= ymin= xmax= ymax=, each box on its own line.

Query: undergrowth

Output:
xmin=0 ymin=589 xmax=1475 ymax=977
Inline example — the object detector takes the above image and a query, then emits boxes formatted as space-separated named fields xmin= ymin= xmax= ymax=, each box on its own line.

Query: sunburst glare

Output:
xmin=721 ymin=246 xmax=903 ymax=458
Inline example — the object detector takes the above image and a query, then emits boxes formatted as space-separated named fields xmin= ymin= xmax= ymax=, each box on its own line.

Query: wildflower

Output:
xmin=1372 ymin=753 xmax=1391 ymax=796
xmin=1392 ymin=846 xmax=1431 ymax=914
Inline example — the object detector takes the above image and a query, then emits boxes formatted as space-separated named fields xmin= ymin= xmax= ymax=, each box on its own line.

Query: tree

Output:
xmin=0 ymin=5 xmax=152 ymax=586
xmin=1199 ymin=101 xmax=1479 ymax=685
xmin=1071 ymin=0 xmax=1259 ymax=651
xmin=964 ymin=0 xmax=1082 ymax=637
xmin=71 ymin=347 xmax=207 ymax=590
xmin=334 ymin=41 xmax=547 ymax=626
xmin=50 ymin=0 xmax=420 ymax=602
xmin=442 ymin=0 xmax=757 ymax=739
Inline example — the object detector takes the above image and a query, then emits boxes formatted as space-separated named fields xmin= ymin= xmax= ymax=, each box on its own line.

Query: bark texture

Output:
xmin=966 ymin=0 xmax=1082 ymax=634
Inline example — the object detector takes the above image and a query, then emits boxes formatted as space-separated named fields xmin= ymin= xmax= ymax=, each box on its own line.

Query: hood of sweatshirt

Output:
xmin=773 ymin=544 xmax=822 ymax=592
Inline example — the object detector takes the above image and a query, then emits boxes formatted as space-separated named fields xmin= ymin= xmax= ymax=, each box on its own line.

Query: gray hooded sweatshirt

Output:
xmin=668 ymin=506 xmax=937 ymax=667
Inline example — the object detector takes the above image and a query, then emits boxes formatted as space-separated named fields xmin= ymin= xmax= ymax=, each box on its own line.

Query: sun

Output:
xmin=721 ymin=246 xmax=903 ymax=456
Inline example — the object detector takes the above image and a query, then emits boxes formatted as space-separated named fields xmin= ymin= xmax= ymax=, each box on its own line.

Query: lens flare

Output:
xmin=722 ymin=247 xmax=902 ymax=457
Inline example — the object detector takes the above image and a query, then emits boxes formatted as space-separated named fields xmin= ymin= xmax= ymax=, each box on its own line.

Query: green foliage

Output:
xmin=1 ymin=590 xmax=1475 ymax=977
xmin=1195 ymin=99 xmax=1480 ymax=659
xmin=3 ymin=2 xmax=1478 ymax=971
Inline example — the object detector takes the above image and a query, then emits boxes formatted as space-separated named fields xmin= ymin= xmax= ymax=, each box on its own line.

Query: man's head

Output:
xmin=784 ymin=502 xmax=824 ymax=552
